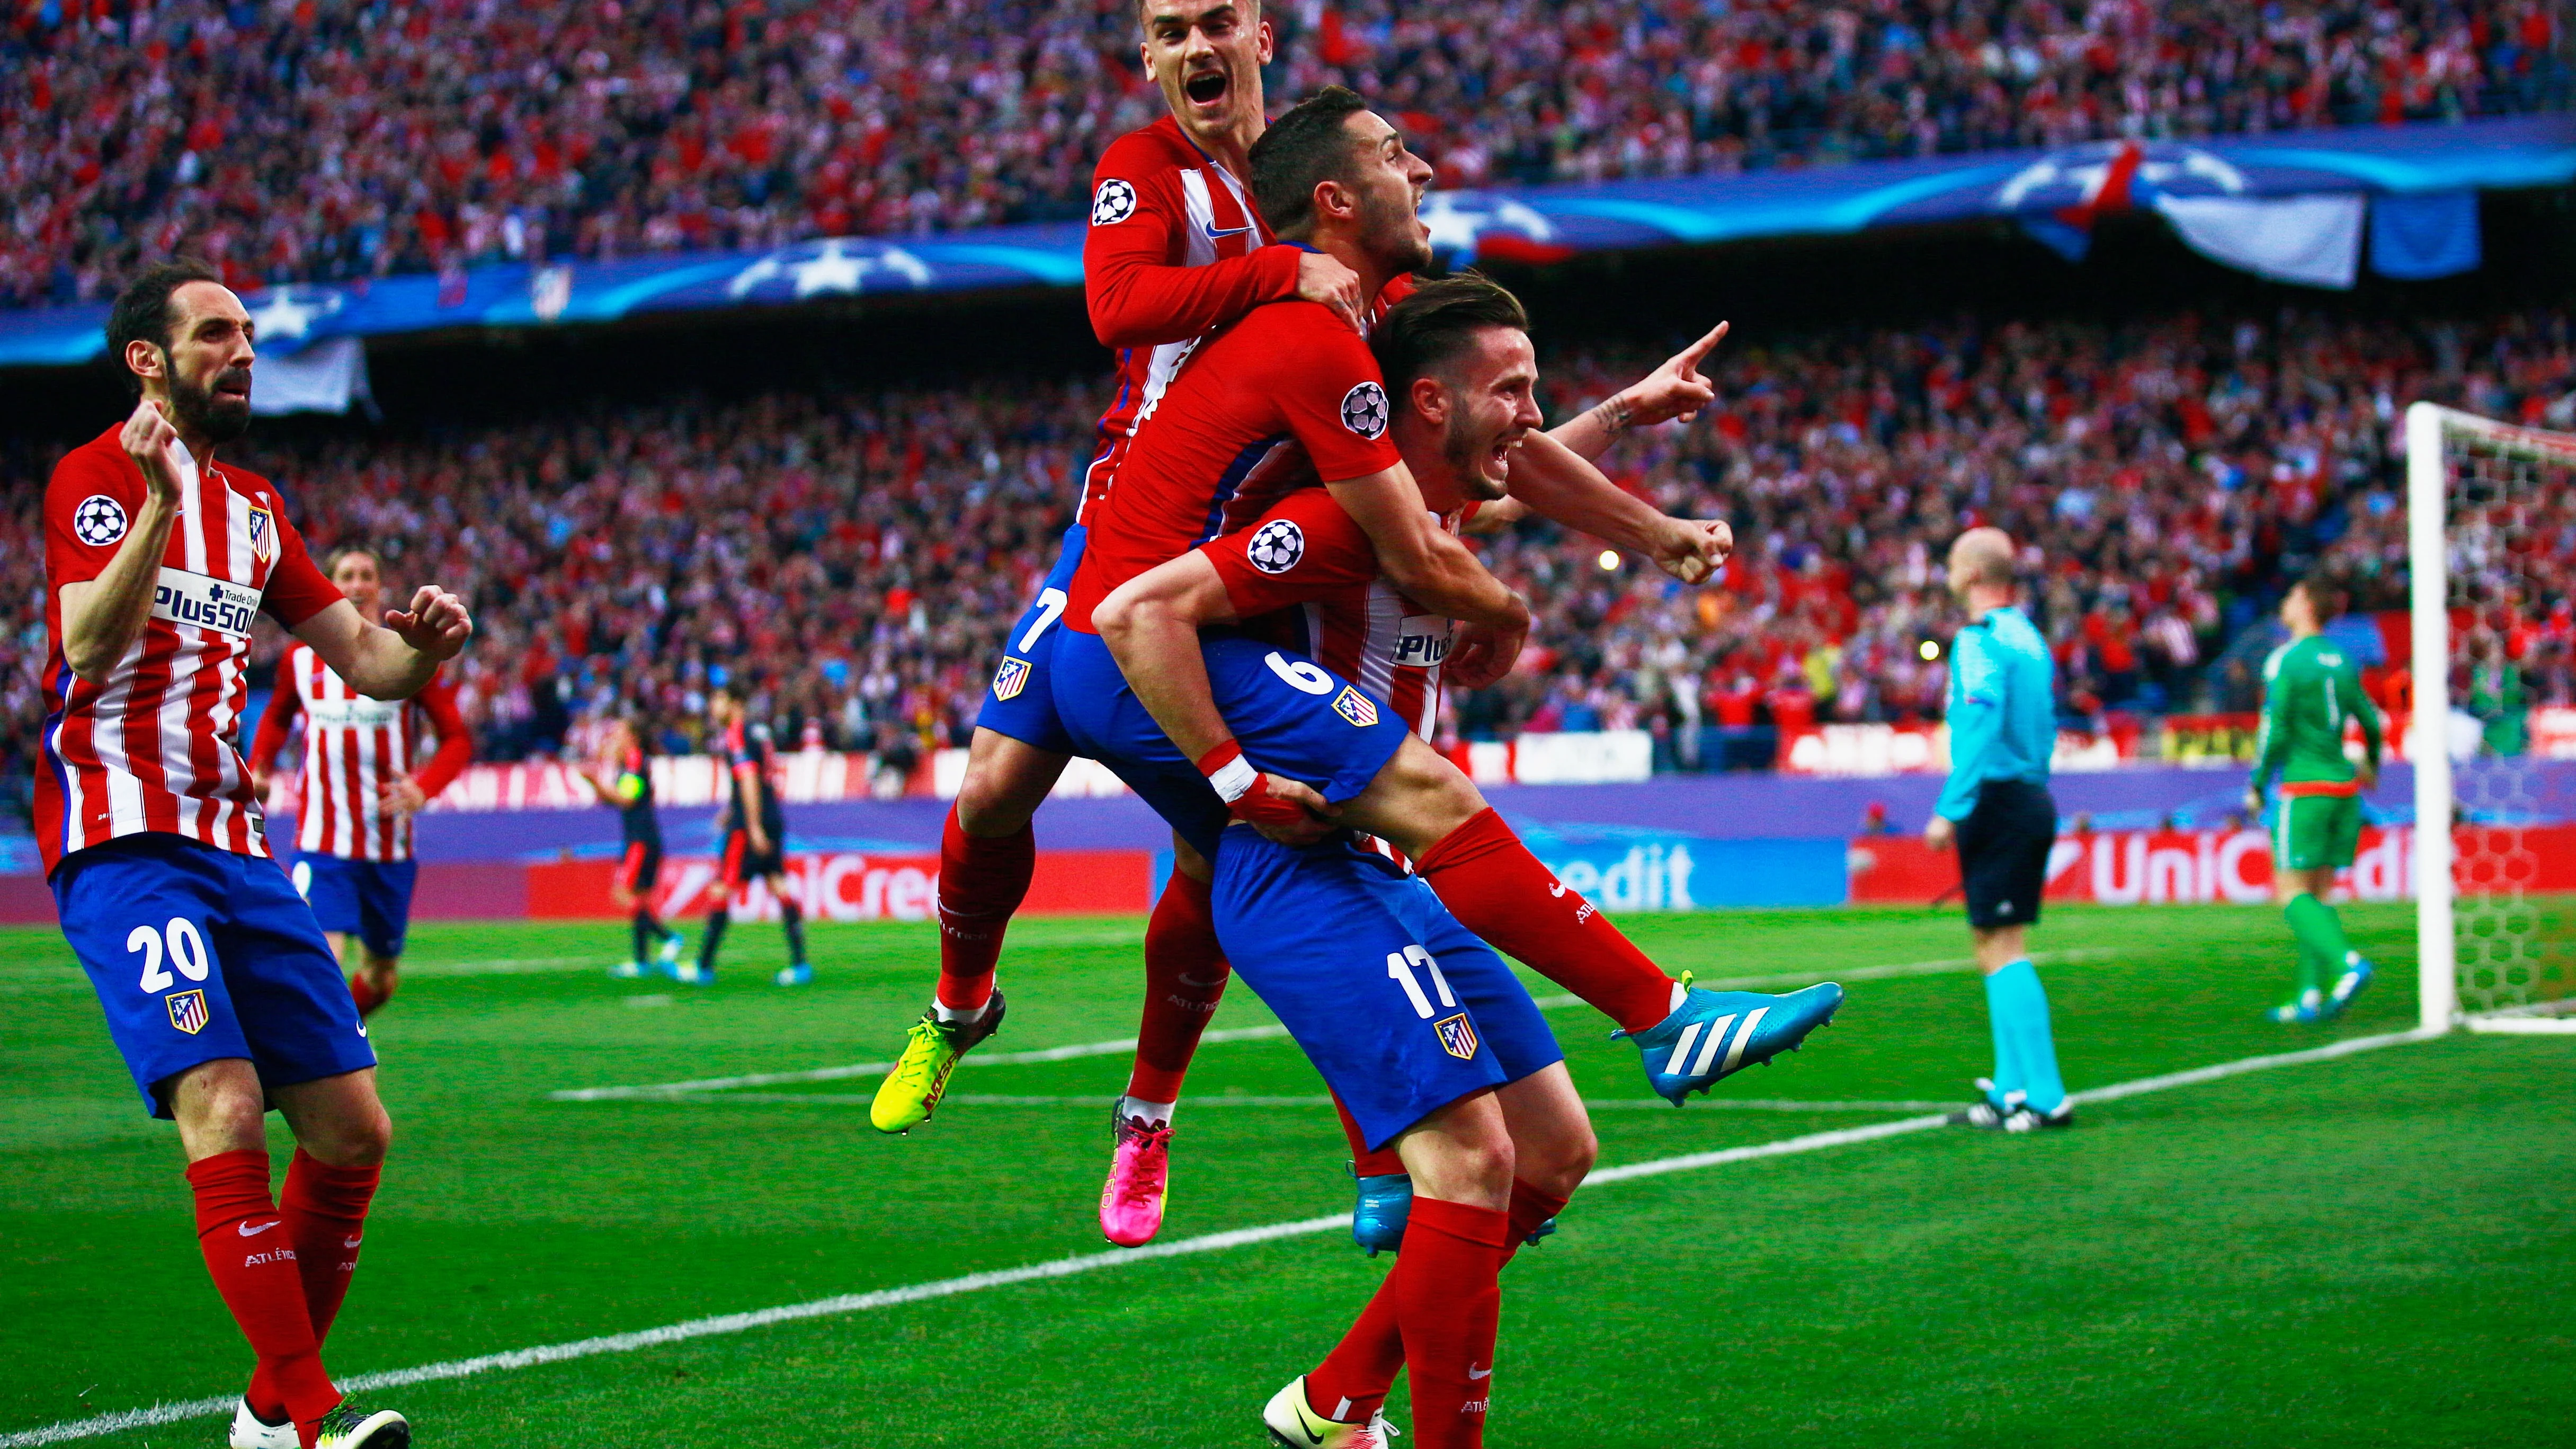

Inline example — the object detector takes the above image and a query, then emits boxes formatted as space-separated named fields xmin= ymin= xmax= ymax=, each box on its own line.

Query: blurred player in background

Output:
xmin=251 ymin=546 xmax=470 ymax=1018
xmin=1926 ymin=527 xmax=2074 ymax=1134
xmin=584 ymin=716 xmax=684 ymax=980
xmin=2246 ymin=573 xmax=2383 ymax=1023
xmin=689 ymin=686 xmax=809 ymax=986
xmin=42 ymin=259 xmax=469 ymax=1449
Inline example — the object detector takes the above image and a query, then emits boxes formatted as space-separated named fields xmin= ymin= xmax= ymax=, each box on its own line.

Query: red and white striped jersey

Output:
xmin=37 ymin=425 xmax=343 ymax=876
xmin=249 ymin=643 xmax=470 ymax=863
xmin=1200 ymin=485 xmax=1461 ymax=742
xmin=1077 ymin=115 xmax=1295 ymax=521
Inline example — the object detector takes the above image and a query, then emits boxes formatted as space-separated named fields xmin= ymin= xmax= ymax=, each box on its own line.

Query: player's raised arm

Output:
xmin=1500 ymin=429 xmax=1732 ymax=584
xmin=289 ymin=585 xmax=473 ymax=702
xmin=1547 ymin=319 xmax=1728 ymax=459
xmin=57 ymin=399 xmax=191 ymax=683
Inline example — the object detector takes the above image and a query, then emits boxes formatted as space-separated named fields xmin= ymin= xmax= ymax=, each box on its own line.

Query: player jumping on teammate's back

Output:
xmin=43 ymin=259 xmax=466 ymax=1448
xmin=689 ymin=687 xmax=809 ymax=986
xmin=1081 ymin=101 xmax=1839 ymax=1255
xmin=584 ymin=717 xmax=684 ymax=979
xmin=1072 ymin=103 xmax=1838 ymax=1439
xmin=2247 ymin=573 xmax=2384 ymax=1024
xmin=872 ymin=0 xmax=1338 ymax=1146
xmin=248 ymin=546 xmax=470 ymax=1020
xmin=871 ymin=3 xmax=1745 ymax=1231
xmin=1924 ymin=528 xmax=2074 ymax=1135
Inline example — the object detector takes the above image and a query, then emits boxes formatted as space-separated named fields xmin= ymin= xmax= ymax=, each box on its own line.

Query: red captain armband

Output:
xmin=1196 ymin=739 xmax=1314 ymax=831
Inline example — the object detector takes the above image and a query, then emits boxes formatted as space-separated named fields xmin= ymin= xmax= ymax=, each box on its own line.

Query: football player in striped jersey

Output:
xmin=41 ymin=259 xmax=467 ymax=1449
xmin=874 ymin=0 xmax=1370 ymax=1144
xmin=250 ymin=546 xmax=471 ymax=1018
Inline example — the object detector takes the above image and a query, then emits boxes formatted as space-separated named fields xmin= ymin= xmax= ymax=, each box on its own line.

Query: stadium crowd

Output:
xmin=5 ymin=302 xmax=2570 ymax=807
xmin=3 ymin=0 xmax=2567 ymax=307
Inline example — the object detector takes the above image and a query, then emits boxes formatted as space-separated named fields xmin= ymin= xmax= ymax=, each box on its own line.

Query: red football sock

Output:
xmin=188 ymin=1151 xmax=340 ymax=1438
xmin=279 ymin=1149 xmax=379 ymax=1341
xmin=346 ymin=972 xmax=387 ymax=1018
xmin=1307 ymin=1178 xmax=1564 ymax=1420
xmin=1392 ymin=1197 xmax=1509 ymax=1449
xmin=1415 ymin=807 xmax=1677 ymax=1034
xmin=1499 ymin=1179 xmax=1570 ymax=1267
xmin=1126 ymin=871 xmax=1229 ymax=1101
xmin=1306 ymin=1275 xmax=1405 ymax=1424
xmin=934 ymin=808 xmax=1033 ymax=1012
xmin=1334 ymin=1095 xmax=1406 ymax=1178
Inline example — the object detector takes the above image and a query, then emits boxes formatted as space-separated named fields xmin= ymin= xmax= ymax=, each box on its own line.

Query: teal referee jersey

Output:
xmin=1937 ymin=605 xmax=2055 ymax=822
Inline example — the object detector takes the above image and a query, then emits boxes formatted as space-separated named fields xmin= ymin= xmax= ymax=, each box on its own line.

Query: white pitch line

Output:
xmin=649 ymin=1091 xmax=1960 ymax=1113
xmin=547 ymin=949 xmax=2112 ymax=1103
xmin=2 ymin=1018 xmax=2430 ymax=1449
xmin=404 ymin=955 xmax=600 ymax=978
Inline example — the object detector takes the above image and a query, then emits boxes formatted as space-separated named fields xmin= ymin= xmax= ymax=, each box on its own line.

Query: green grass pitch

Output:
xmin=3 ymin=903 xmax=2571 ymax=1447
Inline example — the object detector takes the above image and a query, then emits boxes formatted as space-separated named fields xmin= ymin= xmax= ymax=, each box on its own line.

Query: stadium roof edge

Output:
xmin=2 ymin=114 xmax=2564 ymax=370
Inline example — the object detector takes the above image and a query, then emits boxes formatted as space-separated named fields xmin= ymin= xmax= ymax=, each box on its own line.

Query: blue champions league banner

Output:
xmin=1 ymin=114 xmax=2565 ymax=369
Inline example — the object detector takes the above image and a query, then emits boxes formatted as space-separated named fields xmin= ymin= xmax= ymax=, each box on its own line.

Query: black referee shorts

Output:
xmin=1956 ymin=778 xmax=2057 ymax=930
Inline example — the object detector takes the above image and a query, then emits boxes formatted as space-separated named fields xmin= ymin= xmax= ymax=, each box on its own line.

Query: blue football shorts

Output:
xmin=973 ymin=523 xmax=1087 ymax=757
xmin=292 ymin=853 xmax=418 ymax=958
xmin=1211 ymin=832 xmax=1563 ymax=1151
xmin=1049 ymin=627 xmax=1410 ymax=859
xmin=56 ymin=834 xmax=376 ymax=1118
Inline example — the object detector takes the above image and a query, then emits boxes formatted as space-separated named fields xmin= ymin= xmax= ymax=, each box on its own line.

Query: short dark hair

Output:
xmin=1250 ymin=86 xmax=1370 ymax=239
xmin=2292 ymin=569 xmax=2347 ymax=622
xmin=1371 ymin=273 xmax=1529 ymax=395
xmin=105 ymin=258 xmax=224 ymax=398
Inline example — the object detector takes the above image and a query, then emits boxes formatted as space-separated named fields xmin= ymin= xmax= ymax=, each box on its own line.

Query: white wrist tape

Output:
xmin=1206 ymin=754 xmax=1259 ymax=803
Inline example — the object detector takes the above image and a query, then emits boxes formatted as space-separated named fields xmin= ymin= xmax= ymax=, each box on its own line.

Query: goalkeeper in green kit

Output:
xmin=2244 ymin=573 xmax=2384 ymax=1024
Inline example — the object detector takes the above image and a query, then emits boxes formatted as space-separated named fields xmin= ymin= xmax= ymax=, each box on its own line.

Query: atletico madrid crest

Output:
xmin=991 ymin=655 xmax=1032 ymax=701
xmin=167 ymin=989 xmax=210 ymax=1036
xmin=245 ymin=503 xmax=277 ymax=564
xmin=1332 ymin=686 xmax=1379 ymax=727
xmin=1433 ymin=1011 xmax=1479 ymax=1061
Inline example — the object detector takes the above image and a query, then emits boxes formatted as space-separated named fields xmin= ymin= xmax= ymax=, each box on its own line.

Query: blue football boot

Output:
xmin=1617 ymin=973 xmax=1844 ymax=1105
xmin=2322 ymin=956 xmax=2374 ymax=1018
xmin=1347 ymin=1164 xmax=1557 ymax=1256
xmin=2268 ymin=988 xmax=2324 ymax=1024
xmin=1350 ymin=1163 xmax=1412 ymax=1257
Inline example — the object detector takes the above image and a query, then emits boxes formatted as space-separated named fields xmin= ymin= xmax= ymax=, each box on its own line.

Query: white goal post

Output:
xmin=2405 ymin=402 xmax=2575 ymax=1034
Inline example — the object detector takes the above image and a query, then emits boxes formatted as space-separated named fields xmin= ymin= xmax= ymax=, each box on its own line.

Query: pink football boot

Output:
xmin=1098 ymin=1107 xmax=1174 ymax=1248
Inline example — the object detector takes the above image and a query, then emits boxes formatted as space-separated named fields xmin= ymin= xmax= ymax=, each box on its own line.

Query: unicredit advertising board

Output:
xmin=1849 ymin=824 xmax=2576 ymax=906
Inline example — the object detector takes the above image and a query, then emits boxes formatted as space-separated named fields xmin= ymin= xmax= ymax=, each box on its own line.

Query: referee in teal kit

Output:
xmin=1924 ymin=527 xmax=2073 ymax=1133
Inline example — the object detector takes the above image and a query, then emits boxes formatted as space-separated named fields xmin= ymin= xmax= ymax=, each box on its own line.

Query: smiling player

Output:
xmin=41 ymin=259 xmax=470 ymax=1449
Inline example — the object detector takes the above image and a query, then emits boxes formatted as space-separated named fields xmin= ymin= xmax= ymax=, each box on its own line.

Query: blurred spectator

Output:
xmin=1 ymin=0 xmax=2566 ymax=307
xmin=3 ymin=300 xmax=2571 ymax=807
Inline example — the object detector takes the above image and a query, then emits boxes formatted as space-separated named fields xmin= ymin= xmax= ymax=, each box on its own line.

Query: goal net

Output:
xmin=2406 ymin=403 xmax=2576 ymax=1034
